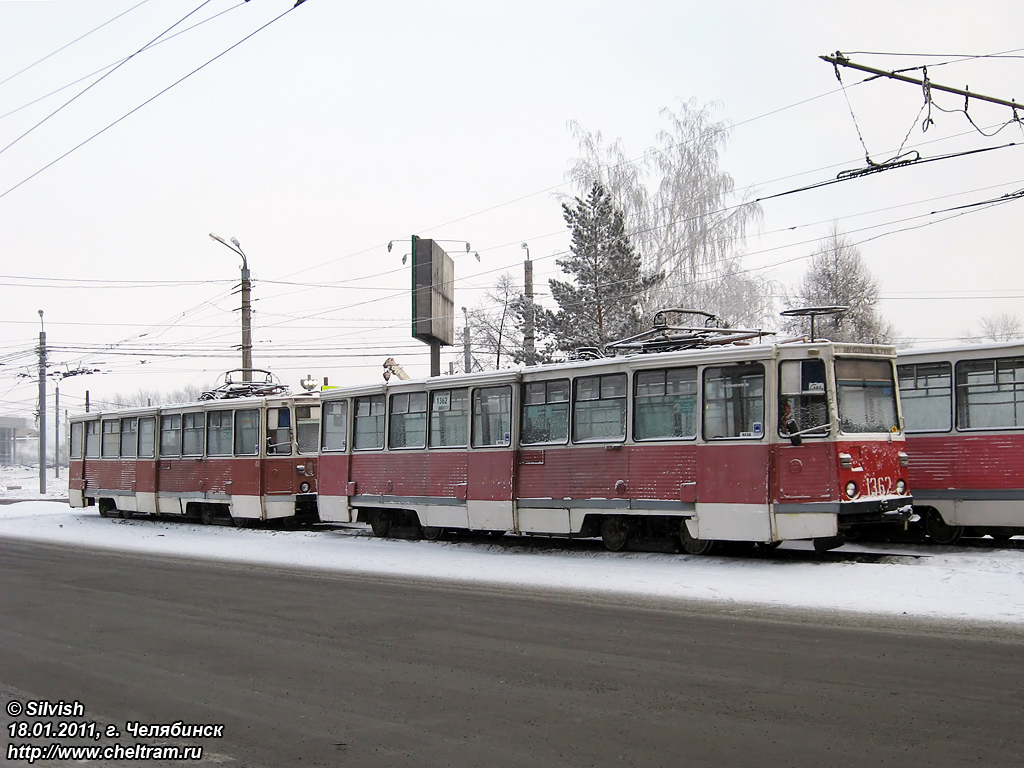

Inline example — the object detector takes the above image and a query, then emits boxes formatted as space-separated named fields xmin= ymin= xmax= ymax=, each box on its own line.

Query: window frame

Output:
xmin=160 ymin=414 xmax=182 ymax=457
xmin=321 ymin=400 xmax=349 ymax=452
xmin=101 ymin=419 xmax=120 ymax=458
xmin=633 ymin=366 xmax=698 ymax=442
xmin=955 ymin=356 xmax=1024 ymax=431
xmin=701 ymin=362 xmax=766 ymax=441
xmin=572 ymin=373 xmax=627 ymax=444
xmin=472 ymin=385 xmax=512 ymax=448
xmin=389 ymin=391 xmax=428 ymax=450
xmin=520 ymin=379 xmax=570 ymax=446
xmin=70 ymin=421 xmax=84 ymax=460
xmin=353 ymin=395 xmax=386 ymax=451
xmin=119 ymin=417 xmax=139 ymax=458
xmin=181 ymin=412 xmax=205 ymax=457
xmin=138 ymin=416 xmax=156 ymax=459
xmin=429 ymin=388 xmax=469 ymax=448
xmin=897 ymin=361 xmax=953 ymax=434
xmin=234 ymin=408 xmax=260 ymax=456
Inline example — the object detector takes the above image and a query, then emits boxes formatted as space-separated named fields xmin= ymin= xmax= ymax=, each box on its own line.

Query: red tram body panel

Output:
xmin=897 ymin=342 xmax=1024 ymax=542
xmin=318 ymin=340 xmax=913 ymax=551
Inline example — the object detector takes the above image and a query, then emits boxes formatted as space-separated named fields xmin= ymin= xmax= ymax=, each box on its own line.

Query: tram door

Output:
xmin=773 ymin=359 xmax=834 ymax=503
xmin=264 ymin=405 xmax=299 ymax=495
xmin=466 ymin=385 xmax=516 ymax=531
xmin=696 ymin=362 xmax=772 ymax=540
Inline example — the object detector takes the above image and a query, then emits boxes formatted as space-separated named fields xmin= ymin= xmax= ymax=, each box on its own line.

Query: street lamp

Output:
xmin=209 ymin=233 xmax=253 ymax=382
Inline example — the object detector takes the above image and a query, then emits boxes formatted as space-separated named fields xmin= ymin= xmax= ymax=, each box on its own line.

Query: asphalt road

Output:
xmin=0 ymin=538 xmax=1021 ymax=768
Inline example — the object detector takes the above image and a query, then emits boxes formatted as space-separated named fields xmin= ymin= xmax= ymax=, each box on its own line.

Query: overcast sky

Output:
xmin=1 ymin=0 xmax=1022 ymax=418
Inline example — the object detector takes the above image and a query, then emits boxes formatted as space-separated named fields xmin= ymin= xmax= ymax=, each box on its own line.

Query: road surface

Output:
xmin=1 ymin=538 xmax=1021 ymax=767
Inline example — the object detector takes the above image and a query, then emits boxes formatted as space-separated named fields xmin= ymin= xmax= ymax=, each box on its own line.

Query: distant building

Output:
xmin=0 ymin=417 xmax=31 ymax=465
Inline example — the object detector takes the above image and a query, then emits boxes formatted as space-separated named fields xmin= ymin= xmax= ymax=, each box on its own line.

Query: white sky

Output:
xmin=1 ymin=0 xmax=1023 ymax=421
xmin=1 ymin=463 xmax=1022 ymax=628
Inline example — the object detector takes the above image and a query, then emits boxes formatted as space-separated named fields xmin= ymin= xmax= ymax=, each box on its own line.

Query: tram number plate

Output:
xmin=864 ymin=476 xmax=893 ymax=496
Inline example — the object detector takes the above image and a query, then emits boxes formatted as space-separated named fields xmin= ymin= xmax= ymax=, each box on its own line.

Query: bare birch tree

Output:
xmin=960 ymin=312 xmax=1024 ymax=343
xmin=565 ymin=98 xmax=770 ymax=327
xmin=784 ymin=226 xmax=895 ymax=343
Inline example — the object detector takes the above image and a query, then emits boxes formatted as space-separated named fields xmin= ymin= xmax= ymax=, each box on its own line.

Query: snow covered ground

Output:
xmin=2 ymin=465 xmax=1023 ymax=629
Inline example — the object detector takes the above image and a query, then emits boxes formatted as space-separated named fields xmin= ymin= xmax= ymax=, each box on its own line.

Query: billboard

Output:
xmin=411 ymin=236 xmax=454 ymax=346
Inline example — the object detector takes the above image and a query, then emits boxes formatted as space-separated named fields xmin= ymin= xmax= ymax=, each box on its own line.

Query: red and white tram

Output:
xmin=68 ymin=372 xmax=321 ymax=526
xmin=897 ymin=341 xmax=1024 ymax=543
xmin=318 ymin=335 xmax=914 ymax=553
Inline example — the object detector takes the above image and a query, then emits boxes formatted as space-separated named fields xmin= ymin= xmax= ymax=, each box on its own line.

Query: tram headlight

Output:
xmin=300 ymin=481 xmax=311 ymax=493
xmin=896 ymin=479 xmax=907 ymax=495
xmin=845 ymin=481 xmax=858 ymax=499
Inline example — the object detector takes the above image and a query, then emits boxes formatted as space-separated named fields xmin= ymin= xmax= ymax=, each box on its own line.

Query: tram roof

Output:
xmin=68 ymin=390 xmax=320 ymax=422
xmin=319 ymin=339 xmax=897 ymax=401
xmin=897 ymin=339 xmax=1024 ymax=361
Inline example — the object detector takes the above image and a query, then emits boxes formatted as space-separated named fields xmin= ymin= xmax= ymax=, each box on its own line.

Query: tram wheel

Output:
xmin=198 ymin=506 xmax=216 ymax=526
xmin=232 ymin=516 xmax=249 ymax=529
xmin=600 ymin=516 xmax=631 ymax=552
xmin=925 ymin=509 xmax=962 ymax=545
xmin=118 ymin=507 xmax=133 ymax=520
xmin=421 ymin=525 xmax=445 ymax=541
xmin=679 ymin=520 xmax=715 ymax=555
xmin=369 ymin=510 xmax=391 ymax=538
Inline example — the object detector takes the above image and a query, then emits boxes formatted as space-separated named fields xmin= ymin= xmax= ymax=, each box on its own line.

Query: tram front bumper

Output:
xmin=839 ymin=497 xmax=916 ymax=527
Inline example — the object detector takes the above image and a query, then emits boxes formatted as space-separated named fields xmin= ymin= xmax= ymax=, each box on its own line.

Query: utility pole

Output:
xmin=521 ymin=242 xmax=535 ymax=366
xmin=54 ymin=380 xmax=59 ymax=479
xmin=209 ymin=233 xmax=253 ymax=381
xmin=822 ymin=53 xmax=1023 ymax=112
xmin=462 ymin=307 xmax=472 ymax=373
xmin=37 ymin=310 xmax=46 ymax=494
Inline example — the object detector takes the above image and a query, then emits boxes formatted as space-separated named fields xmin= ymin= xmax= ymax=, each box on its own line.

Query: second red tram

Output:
xmin=317 ymin=338 xmax=914 ymax=552
xmin=897 ymin=341 xmax=1024 ymax=543
xmin=68 ymin=383 xmax=321 ymax=526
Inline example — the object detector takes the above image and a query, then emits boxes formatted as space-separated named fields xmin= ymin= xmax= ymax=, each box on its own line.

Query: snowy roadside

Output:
xmin=0 ymin=465 xmax=69 ymax=503
xmin=2 ymin=492 xmax=1023 ymax=630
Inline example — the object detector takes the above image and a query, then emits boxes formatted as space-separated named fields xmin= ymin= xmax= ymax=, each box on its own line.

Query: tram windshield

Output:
xmin=835 ymin=358 xmax=899 ymax=434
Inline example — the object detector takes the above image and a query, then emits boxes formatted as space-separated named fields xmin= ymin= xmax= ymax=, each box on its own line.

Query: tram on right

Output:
xmin=897 ymin=341 xmax=1024 ymax=543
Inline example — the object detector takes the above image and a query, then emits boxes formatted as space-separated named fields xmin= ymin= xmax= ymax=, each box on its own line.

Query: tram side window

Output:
xmin=138 ymin=417 xmax=156 ymax=458
xmin=472 ymin=386 xmax=512 ymax=447
xmin=634 ymin=367 xmax=697 ymax=440
xmin=160 ymin=415 xmax=181 ymax=456
xmin=353 ymin=396 xmax=385 ymax=450
xmin=430 ymin=389 xmax=469 ymax=448
xmin=835 ymin=359 xmax=898 ymax=434
xmin=207 ymin=410 xmax=233 ymax=456
xmin=267 ymin=407 xmax=293 ymax=455
xmin=234 ymin=409 xmax=259 ymax=456
xmin=956 ymin=357 xmax=1024 ymax=429
xmin=70 ymin=422 xmax=84 ymax=460
xmin=102 ymin=420 xmax=119 ymax=458
xmin=573 ymin=374 xmax=627 ymax=442
xmin=897 ymin=362 xmax=952 ymax=432
xmin=85 ymin=421 xmax=100 ymax=458
xmin=703 ymin=364 xmax=765 ymax=439
xmin=390 ymin=392 xmax=427 ymax=449
xmin=321 ymin=400 xmax=348 ymax=452
xmin=296 ymin=405 xmax=321 ymax=455
xmin=521 ymin=380 xmax=569 ymax=445
xmin=120 ymin=417 xmax=138 ymax=458
xmin=778 ymin=360 xmax=829 ymax=438
xmin=182 ymin=412 xmax=205 ymax=456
